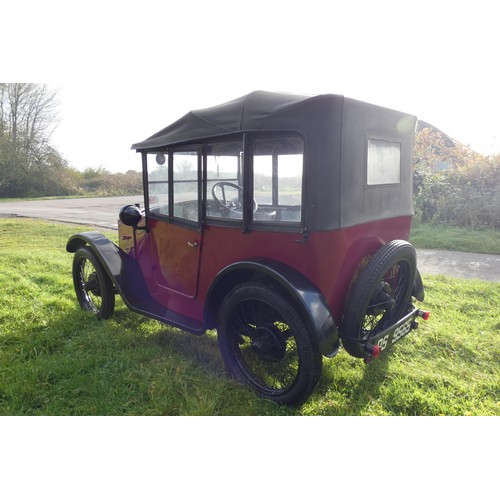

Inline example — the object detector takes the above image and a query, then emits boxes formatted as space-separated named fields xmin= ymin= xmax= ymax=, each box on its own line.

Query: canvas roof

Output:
xmin=131 ymin=91 xmax=338 ymax=150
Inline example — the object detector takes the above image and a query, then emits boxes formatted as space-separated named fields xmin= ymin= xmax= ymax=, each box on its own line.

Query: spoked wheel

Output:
xmin=217 ymin=283 xmax=322 ymax=406
xmin=72 ymin=246 xmax=115 ymax=319
xmin=342 ymin=241 xmax=417 ymax=358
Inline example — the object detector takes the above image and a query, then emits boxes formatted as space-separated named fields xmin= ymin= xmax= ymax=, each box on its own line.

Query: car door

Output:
xmin=145 ymin=147 xmax=201 ymax=299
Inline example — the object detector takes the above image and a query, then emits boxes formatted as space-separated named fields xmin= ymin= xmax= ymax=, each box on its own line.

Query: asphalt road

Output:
xmin=0 ymin=196 xmax=143 ymax=230
xmin=1 ymin=196 xmax=499 ymax=282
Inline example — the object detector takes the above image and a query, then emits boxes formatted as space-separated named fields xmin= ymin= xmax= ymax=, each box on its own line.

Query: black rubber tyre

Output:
xmin=217 ymin=282 xmax=322 ymax=406
xmin=72 ymin=246 xmax=115 ymax=320
xmin=342 ymin=240 xmax=417 ymax=358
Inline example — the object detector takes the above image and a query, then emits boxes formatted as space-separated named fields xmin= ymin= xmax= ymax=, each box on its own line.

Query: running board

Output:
xmin=127 ymin=297 xmax=205 ymax=335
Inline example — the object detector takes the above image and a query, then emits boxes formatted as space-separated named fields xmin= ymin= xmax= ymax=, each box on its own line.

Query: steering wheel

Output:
xmin=211 ymin=181 xmax=258 ymax=214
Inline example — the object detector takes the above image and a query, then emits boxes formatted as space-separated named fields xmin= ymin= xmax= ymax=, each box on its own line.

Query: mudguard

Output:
xmin=66 ymin=232 xmax=204 ymax=334
xmin=413 ymin=268 xmax=425 ymax=302
xmin=206 ymin=258 xmax=340 ymax=357
xmin=66 ymin=232 xmax=147 ymax=307
xmin=67 ymin=232 xmax=123 ymax=280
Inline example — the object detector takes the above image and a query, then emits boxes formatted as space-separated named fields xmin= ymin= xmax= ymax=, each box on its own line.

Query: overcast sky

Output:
xmin=4 ymin=0 xmax=499 ymax=173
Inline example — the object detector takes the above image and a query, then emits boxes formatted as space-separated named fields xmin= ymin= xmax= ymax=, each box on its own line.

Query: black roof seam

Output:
xmin=239 ymin=93 xmax=253 ymax=129
xmin=188 ymin=110 xmax=233 ymax=133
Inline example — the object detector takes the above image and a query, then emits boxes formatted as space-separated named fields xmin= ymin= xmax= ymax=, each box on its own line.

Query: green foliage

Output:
xmin=413 ymin=128 xmax=500 ymax=229
xmin=0 ymin=219 xmax=498 ymax=416
xmin=76 ymin=167 xmax=142 ymax=196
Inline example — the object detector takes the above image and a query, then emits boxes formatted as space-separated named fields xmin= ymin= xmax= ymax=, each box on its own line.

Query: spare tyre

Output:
xmin=341 ymin=240 xmax=417 ymax=358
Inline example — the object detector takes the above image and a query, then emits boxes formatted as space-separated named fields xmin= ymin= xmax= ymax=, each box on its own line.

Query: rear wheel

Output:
xmin=342 ymin=241 xmax=417 ymax=357
xmin=72 ymin=246 xmax=115 ymax=319
xmin=217 ymin=282 xmax=322 ymax=406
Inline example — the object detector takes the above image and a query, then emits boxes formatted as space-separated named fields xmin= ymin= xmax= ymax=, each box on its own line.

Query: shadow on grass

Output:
xmin=3 ymin=299 xmax=392 ymax=415
xmin=1 ymin=307 xmax=250 ymax=416
xmin=85 ymin=307 xmax=394 ymax=415
xmin=312 ymin=350 xmax=391 ymax=415
xmin=110 ymin=304 xmax=226 ymax=375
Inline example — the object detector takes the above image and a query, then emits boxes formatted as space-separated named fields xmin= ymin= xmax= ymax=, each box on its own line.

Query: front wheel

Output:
xmin=72 ymin=246 xmax=115 ymax=319
xmin=217 ymin=283 xmax=322 ymax=406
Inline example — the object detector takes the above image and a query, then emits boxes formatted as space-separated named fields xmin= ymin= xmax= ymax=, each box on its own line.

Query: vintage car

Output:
xmin=67 ymin=91 xmax=429 ymax=406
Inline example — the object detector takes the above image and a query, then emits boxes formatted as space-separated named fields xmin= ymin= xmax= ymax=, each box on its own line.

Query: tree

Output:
xmin=0 ymin=83 xmax=65 ymax=197
xmin=0 ymin=83 xmax=142 ymax=198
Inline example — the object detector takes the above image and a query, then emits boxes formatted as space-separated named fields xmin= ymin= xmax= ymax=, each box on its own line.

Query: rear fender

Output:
xmin=412 ymin=268 xmax=425 ymax=302
xmin=206 ymin=258 xmax=340 ymax=357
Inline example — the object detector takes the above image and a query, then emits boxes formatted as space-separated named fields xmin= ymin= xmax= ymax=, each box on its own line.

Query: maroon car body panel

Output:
xmin=127 ymin=213 xmax=412 ymax=324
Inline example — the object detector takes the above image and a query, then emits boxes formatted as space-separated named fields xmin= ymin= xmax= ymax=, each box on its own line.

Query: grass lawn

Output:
xmin=410 ymin=222 xmax=500 ymax=254
xmin=0 ymin=219 xmax=499 ymax=415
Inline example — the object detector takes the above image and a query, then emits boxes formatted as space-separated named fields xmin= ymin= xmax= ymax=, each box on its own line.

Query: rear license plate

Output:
xmin=374 ymin=315 xmax=414 ymax=352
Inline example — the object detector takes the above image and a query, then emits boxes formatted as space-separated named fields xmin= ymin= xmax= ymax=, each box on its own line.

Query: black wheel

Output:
xmin=217 ymin=282 xmax=322 ymax=406
xmin=72 ymin=246 xmax=115 ymax=320
xmin=342 ymin=241 xmax=417 ymax=358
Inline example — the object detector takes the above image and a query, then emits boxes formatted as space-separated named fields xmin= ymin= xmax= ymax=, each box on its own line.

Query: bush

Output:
xmin=413 ymin=129 xmax=500 ymax=230
xmin=77 ymin=167 xmax=142 ymax=197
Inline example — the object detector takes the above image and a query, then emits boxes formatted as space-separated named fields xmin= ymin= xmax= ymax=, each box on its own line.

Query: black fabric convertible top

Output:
xmin=132 ymin=91 xmax=417 ymax=230
xmin=132 ymin=91 xmax=336 ymax=150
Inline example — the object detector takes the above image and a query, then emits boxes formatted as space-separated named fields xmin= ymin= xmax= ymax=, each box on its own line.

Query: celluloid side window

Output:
xmin=252 ymin=136 xmax=304 ymax=223
xmin=147 ymin=152 xmax=169 ymax=216
xmin=206 ymin=140 xmax=244 ymax=220
xmin=173 ymin=150 xmax=199 ymax=222
xmin=367 ymin=139 xmax=401 ymax=185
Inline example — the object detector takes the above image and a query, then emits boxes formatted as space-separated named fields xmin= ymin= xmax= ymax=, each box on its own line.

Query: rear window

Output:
xmin=367 ymin=139 xmax=401 ymax=185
